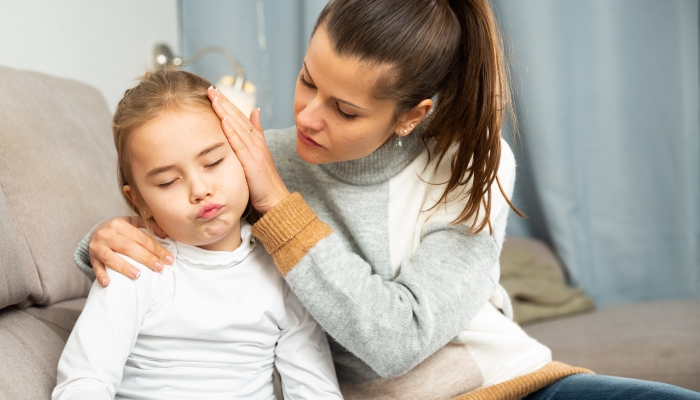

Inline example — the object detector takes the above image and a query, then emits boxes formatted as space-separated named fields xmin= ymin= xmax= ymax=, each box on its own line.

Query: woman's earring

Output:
xmin=396 ymin=132 xmax=403 ymax=147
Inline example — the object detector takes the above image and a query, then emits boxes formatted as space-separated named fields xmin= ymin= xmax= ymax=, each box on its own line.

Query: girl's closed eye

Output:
xmin=206 ymin=158 xmax=224 ymax=169
xmin=158 ymin=179 xmax=176 ymax=188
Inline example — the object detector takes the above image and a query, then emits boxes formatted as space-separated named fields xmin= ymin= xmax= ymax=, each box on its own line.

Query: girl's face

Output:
xmin=293 ymin=25 xmax=401 ymax=164
xmin=124 ymin=108 xmax=249 ymax=252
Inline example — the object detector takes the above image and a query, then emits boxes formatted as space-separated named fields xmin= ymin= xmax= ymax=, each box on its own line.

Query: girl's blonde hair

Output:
xmin=113 ymin=69 xmax=259 ymax=231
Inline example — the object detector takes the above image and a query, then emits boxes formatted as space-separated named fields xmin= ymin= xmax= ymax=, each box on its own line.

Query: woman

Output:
xmin=77 ymin=0 xmax=700 ymax=398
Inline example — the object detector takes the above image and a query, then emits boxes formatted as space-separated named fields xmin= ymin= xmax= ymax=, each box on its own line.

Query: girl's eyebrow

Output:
xmin=146 ymin=142 xmax=225 ymax=178
xmin=198 ymin=142 xmax=225 ymax=157
xmin=147 ymin=164 xmax=175 ymax=178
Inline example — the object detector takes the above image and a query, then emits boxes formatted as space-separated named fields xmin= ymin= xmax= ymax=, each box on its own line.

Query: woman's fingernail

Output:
xmin=101 ymin=278 xmax=108 ymax=286
xmin=165 ymin=255 xmax=175 ymax=265
xmin=213 ymin=96 xmax=219 ymax=103
xmin=154 ymin=261 xmax=164 ymax=271
xmin=131 ymin=268 xmax=141 ymax=278
xmin=208 ymin=85 xmax=214 ymax=91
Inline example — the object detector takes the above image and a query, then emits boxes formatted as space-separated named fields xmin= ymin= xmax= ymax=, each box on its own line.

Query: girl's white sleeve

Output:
xmin=52 ymin=256 xmax=160 ymax=400
xmin=274 ymin=282 xmax=343 ymax=399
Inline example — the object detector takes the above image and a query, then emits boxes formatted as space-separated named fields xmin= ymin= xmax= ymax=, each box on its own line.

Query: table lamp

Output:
xmin=153 ymin=44 xmax=257 ymax=117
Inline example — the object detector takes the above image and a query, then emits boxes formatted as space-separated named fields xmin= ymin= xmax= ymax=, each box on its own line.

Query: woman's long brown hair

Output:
xmin=315 ymin=0 xmax=524 ymax=234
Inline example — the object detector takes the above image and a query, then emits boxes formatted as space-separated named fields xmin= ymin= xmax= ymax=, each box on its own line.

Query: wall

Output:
xmin=0 ymin=0 xmax=179 ymax=111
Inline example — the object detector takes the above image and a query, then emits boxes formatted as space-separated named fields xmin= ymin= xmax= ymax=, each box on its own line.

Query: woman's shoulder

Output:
xmin=498 ymin=138 xmax=516 ymax=180
xmin=413 ymin=137 xmax=516 ymax=229
xmin=423 ymin=137 xmax=514 ymax=183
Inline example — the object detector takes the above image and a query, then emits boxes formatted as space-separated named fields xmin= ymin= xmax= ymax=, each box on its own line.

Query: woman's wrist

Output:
xmin=258 ymin=188 xmax=292 ymax=214
xmin=252 ymin=192 xmax=333 ymax=276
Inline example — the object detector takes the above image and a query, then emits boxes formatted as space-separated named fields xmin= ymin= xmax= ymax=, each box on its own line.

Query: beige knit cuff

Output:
xmin=252 ymin=192 xmax=332 ymax=276
xmin=452 ymin=362 xmax=594 ymax=400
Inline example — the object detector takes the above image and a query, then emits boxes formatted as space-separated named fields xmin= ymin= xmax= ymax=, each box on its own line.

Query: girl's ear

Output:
xmin=123 ymin=185 xmax=152 ymax=219
xmin=395 ymin=98 xmax=433 ymax=136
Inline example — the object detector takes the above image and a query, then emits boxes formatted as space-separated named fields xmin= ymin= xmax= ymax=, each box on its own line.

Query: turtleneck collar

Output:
xmin=319 ymin=131 xmax=423 ymax=186
xmin=174 ymin=221 xmax=255 ymax=270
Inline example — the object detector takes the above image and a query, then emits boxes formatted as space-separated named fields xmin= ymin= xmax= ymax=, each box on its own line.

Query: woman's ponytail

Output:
xmin=317 ymin=0 xmax=523 ymax=234
xmin=427 ymin=0 xmax=523 ymax=233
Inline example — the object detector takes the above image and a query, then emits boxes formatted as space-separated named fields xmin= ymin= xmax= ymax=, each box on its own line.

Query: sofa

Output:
xmin=0 ymin=66 xmax=698 ymax=399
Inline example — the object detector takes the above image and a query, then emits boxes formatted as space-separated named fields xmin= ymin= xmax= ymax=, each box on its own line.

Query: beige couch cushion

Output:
xmin=524 ymin=300 xmax=700 ymax=391
xmin=0 ymin=185 xmax=30 ymax=309
xmin=0 ymin=307 xmax=68 ymax=399
xmin=0 ymin=66 xmax=129 ymax=306
xmin=0 ymin=299 xmax=86 ymax=400
xmin=22 ymin=297 xmax=86 ymax=342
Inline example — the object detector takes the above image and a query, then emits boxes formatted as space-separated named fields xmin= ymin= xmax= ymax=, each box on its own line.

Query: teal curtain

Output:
xmin=180 ymin=0 xmax=700 ymax=307
xmin=494 ymin=0 xmax=700 ymax=306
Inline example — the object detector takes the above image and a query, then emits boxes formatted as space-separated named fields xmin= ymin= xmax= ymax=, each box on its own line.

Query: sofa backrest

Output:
xmin=0 ymin=66 xmax=129 ymax=308
xmin=0 ymin=186 xmax=30 ymax=309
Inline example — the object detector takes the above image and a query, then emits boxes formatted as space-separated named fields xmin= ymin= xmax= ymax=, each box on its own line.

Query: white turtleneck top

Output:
xmin=54 ymin=222 xmax=341 ymax=400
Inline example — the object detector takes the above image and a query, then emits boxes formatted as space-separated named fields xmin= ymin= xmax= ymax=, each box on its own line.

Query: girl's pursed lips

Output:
xmin=197 ymin=203 xmax=223 ymax=220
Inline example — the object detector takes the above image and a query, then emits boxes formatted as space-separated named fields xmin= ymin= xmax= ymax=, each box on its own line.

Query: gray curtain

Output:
xmin=494 ymin=0 xmax=700 ymax=307
xmin=180 ymin=0 xmax=700 ymax=307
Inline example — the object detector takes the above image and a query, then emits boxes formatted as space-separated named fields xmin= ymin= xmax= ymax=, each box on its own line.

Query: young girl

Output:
xmin=53 ymin=70 xmax=342 ymax=400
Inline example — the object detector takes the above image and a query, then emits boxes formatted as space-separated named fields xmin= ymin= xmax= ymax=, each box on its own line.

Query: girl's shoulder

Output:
xmin=103 ymin=250 xmax=173 ymax=303
xmin=107 ymin=233 xmax=176 ymax=290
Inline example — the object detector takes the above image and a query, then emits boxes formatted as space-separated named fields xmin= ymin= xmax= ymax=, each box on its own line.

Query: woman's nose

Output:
xmin=296 ymin=98 xmax=324 ymax=132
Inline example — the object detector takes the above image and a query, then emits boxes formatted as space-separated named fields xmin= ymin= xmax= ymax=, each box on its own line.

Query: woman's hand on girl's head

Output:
xmin=89 ymin=216 xmax=173 ymax=287
xmin=207 ymin=86 xmax=291 ymax=214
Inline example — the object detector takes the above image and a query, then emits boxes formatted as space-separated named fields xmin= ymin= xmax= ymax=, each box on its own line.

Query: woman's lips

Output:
xmin=197 ymin=204 xmax=223 ymax=220
xmin=297 ymin=129 xmax=322 ymax=147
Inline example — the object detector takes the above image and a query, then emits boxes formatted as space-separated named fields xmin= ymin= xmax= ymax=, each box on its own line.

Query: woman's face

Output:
xmin=293 ymin=25 xmax=400 ymax=164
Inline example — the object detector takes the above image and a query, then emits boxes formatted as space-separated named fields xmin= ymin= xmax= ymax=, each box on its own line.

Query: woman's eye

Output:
xmin=298 ymin=73 xmax=316 ymax=89
xmin=335 ymin=103 xmax=357 ymax=121
xmin=158 ymin=180 xmax=175 ymax=188
xmin=206 ymin=158 xmax=224 ymax=168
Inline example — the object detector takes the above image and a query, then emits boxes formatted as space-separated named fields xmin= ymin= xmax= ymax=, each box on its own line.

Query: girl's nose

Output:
xmin=189 ymin=177 xmax=213 ymax=203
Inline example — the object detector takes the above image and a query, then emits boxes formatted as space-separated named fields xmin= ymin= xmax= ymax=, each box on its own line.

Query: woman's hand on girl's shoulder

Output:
xmin=89 ymin=216 xmax=173 ymax=287
xmin=207 ymin=86 xmax=291 ymax=214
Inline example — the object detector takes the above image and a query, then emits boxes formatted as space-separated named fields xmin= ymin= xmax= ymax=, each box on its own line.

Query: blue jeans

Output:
xmin=524 ymin=374 xmax=700 ymax=400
